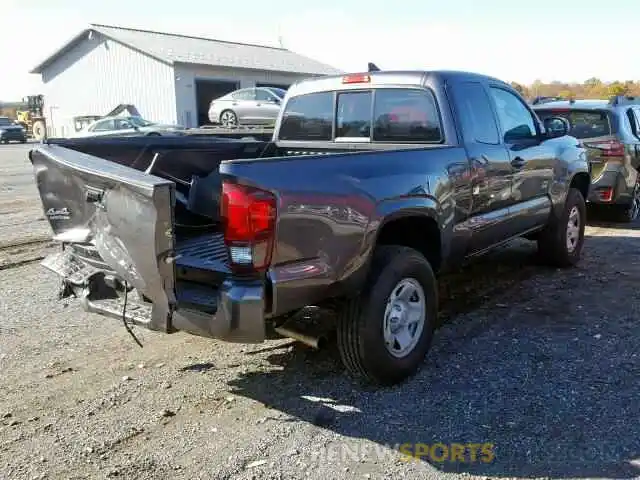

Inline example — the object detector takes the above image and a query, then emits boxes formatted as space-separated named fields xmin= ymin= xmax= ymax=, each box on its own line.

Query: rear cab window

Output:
xmin=535 ymin=108 xmax=612 ymax=139
xmin=278 ymin=88 xmax=443 ymax=143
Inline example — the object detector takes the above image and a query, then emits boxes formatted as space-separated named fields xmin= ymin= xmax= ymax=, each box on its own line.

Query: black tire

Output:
xmin=146 ymin=132 xmax=161 ymax=137
xmin=219 ymin=109 xmax=238 ymax=128
xmin=537 ymin=187 xmax=586 ymax=267
xmin=336 ymin=245 xmax=438 ymax=386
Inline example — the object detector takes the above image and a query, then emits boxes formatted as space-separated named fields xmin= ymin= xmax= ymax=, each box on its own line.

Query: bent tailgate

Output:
xmin=30 ymin=144 xmax=176 ymax=332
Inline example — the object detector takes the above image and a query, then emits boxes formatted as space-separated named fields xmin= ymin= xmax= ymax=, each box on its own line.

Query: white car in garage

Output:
xmin=73 ymin=116 xmax=186 ymax=138
xmin=208 ymin=87 xmax=286 ymax=127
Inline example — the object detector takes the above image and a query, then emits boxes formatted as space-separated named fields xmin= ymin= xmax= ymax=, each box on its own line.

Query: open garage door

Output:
xmin=195 ymin=79 xmax=239 ymax=126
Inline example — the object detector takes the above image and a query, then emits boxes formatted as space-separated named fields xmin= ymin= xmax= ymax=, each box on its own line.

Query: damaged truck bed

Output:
xmin=33 ymin=136 xmax=269 ymax=342
xmin=30 ymin=70 xmax=590 ymax=386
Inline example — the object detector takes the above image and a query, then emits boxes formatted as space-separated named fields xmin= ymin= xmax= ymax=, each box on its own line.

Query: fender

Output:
xmin=345 ymin=195 xmax=445 ymax=293
xmin=549 ymin=145 xmax=590 ymax=218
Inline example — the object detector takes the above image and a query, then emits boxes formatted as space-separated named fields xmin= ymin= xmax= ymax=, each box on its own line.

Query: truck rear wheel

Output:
xmin=537 ymin=187 xmax=586 ymax=267
xmin=336 ymin=245 xmax=438 ymax=385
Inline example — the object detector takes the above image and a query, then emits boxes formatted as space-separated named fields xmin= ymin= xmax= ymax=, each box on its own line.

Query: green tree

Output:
xmin=508 ymin=78 xmax=640 ymax=100
xmin=510 ymin=81 xmax=529 ymax=98
xmin=584 ymin=77 xmax=601 ymax=88
xmin=558 ymin=90 xmax=574 ymax=100
xmin=608 ymin=81 xmax=629 ymax=97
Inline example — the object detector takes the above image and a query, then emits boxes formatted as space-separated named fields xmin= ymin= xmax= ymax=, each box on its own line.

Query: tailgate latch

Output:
xmin=85 ymin=185 xmax=105 ymax=207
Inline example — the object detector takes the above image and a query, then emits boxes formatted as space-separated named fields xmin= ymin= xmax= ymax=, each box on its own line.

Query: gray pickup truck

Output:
xmin=30 ymin=70 xmax=590 ymax=385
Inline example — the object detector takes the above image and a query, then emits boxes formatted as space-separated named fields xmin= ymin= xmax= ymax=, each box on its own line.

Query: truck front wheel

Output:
xmin=537 ymin=187 xmax=586 ymax=267
xmin=336 ymin=245 xmax=438 ymax=385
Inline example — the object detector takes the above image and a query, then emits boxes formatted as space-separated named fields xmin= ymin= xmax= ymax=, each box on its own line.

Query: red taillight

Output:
xmin=596 ymin=187 xmax=614 ymax=202
xmin=342 ymin=74 xmax=370 ymax=84
xmin=221 ymin=182 xmax=276 ymax=271
xmin=584 ymin=139 xmax=625 ymax=157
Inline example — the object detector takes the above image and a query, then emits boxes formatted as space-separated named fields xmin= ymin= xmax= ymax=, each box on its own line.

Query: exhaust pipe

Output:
xmin=274 ymin=326 xmax=327 ymax=349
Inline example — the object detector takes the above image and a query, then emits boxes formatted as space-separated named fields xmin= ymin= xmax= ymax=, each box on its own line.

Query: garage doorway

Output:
xmin=256 ymin=82 xmax=291 ymax=91
xmin=194 ymin=79 xmax=239 ymax=126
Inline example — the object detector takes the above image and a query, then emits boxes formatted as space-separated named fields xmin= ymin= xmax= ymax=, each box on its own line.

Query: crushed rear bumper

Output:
xmin=42 ymin=247 xmax=267 ymax=343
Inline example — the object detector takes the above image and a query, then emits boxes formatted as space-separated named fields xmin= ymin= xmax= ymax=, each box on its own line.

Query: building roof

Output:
xmin=30 ymin=24 xmax=343 ymax=76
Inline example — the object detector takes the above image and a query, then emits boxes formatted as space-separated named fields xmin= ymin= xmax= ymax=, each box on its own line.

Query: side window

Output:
xmin=489 ymin=87 xmax=537 ymax=142
xmin=451 ymin=82 xmax=499 ymax=144
xmin=633 ymin=108 xmax=640 ymax=139
xmin=372 ymin=89 xmax=442 ymax=142
xmin=255 ymin=89 xmax=276 ymax=102
xmin=625 ymin=109 xmax=636 ymax=136
xmin=91 ymin=120 xmax=114 ymax=131
xmin=114 ymin=118 xmax=132 ymax=129
xmin=232 ymin=89 xmax=255 ymax=101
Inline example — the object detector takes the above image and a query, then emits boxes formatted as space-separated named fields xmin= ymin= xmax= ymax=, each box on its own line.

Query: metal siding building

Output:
xmin=31 ymin=24 xmax=342 ymax=136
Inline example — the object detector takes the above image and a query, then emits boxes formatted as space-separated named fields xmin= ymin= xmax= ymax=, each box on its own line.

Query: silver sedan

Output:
xmin=73 ymin=116 xmax=186 ymax=138
xmin=208 ymin=87 xmax=286 ymax=127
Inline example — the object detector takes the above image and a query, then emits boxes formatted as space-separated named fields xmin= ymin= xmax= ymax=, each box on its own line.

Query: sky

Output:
xmin=1 ymin=0 xmax=639 ymax=100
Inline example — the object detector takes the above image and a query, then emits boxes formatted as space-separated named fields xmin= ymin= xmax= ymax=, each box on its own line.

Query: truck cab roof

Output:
xmin=287 ymin=70 xmax=510 ymax=96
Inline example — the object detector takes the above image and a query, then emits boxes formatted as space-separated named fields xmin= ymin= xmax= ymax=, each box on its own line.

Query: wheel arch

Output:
xmin=361 ymin=196 xmax=445 ymax=285
xmin=569 ymin=171 xmax=590 ymax=201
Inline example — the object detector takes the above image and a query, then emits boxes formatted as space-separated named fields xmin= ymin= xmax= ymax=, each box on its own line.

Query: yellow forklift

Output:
xmin=16 ymin=95 xmax=46 ymax=140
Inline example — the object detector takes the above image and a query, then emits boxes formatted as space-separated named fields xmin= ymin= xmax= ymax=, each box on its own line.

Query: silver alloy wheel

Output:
xmin=566 ymin=205 xmax=581 ymax=253
xmin=220 ymin=110 xmax=237 ymax=127
xmin=383 ymin=278 xmax=426 ymax=358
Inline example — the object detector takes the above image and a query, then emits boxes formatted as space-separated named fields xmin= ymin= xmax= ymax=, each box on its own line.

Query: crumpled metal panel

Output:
xmin=30 ymin=144 xmax=176 ymax=332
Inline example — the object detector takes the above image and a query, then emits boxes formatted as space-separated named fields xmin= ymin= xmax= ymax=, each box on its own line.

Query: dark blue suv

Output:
xmin=0 ymin=117 xmax=27 ymax=144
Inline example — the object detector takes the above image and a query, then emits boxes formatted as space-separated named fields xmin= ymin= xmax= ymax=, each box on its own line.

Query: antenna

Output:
xmin=368 ymin=62 xmax=380 ymax=72
xmin=277 ymin=25 xmax=285 ymax=48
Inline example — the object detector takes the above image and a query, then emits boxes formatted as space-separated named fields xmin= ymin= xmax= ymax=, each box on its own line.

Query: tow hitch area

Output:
xmin=41 ymin=248 xmax=157 ymax=336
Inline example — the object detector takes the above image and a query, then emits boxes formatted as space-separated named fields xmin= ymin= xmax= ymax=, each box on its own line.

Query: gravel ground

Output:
xmin=1 ymin=143 xmax=639 ymax=480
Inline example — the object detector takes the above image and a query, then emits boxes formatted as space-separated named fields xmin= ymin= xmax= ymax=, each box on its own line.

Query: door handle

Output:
xmin=511 ymin=156 xmax=526 ymax=168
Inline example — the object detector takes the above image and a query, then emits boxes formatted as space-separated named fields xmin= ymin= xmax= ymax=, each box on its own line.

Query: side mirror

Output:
xmin=543 ymin=117 xmax=570 ymax=138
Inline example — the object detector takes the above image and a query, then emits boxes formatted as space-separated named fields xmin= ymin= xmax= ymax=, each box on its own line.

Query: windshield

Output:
xmin=535 ymin=109 xmax=611 ymax=139
xmin=128 ymin=116 xmax=154 ymax=127
xmin=0 ymin=118 xmax=12 ymax=126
